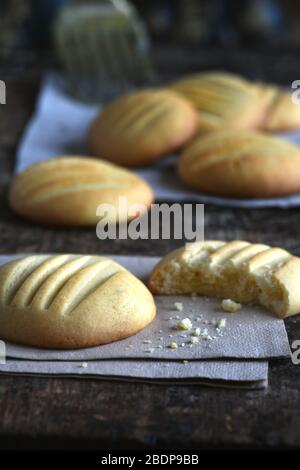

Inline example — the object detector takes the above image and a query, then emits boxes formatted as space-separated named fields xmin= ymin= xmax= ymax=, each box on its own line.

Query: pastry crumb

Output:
xmin=194 ymin=327 xmax=201 ymax=336
xmin=176 ymin=318 xmax=193 ymax=331
xmin=80 ymin=362 xmax=88 ymax=368
xmin=217 ymin=318 xmax=227 ymax=329
xmin=203 ymin=334 xmax=213 ymax=341
xmin=190 ymin=336 xmax=199 ymax=344
xmin=168 ymin=342 xmax=178 ymax=349
xmin=174 ymin=302 xmax=183 ymax=311
xmin=222 ymin=299 xmax=242 ymax=313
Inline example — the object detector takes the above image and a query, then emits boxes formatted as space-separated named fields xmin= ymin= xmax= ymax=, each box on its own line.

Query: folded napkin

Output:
xmin=0 ymin=359 xmax=268 ymax=389
xmin=16 ymin=74 xmax=300 ymax=209
xmin=0 ymin=255 xmax=291 ymax=389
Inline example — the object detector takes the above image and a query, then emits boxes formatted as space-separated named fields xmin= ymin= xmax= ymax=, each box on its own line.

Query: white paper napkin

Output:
xmin=0 ymin=358 xmax=268 ymax=389
xmin=16 ymin=74 xmax=300 ymax=208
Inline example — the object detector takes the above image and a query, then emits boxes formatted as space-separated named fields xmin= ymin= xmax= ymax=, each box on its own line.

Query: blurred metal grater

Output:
xmin=53 ymin=0 xmax=156 ymax=103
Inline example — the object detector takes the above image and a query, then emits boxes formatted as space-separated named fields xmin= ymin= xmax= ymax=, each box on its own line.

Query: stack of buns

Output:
xmin=9 ymin=71 xmax=300 ymax=227
xmin=83 ymin=71 xmax=300 ymax=200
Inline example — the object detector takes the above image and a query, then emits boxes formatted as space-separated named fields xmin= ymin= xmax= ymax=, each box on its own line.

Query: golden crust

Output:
xmin=9 ymin=157 xmax=154 ymax=226
xmin=178 ymin=129 xmax=300 ymax=198
xmin=260 ymin=87 xmax=300 ymax=132
xmin=171 ymin=72 xmax=300 ymax=133
xmin=148 ymin=240 xmax=300 ymax=318
xmin=87 ymin=89 xmax=199 ymax=166
xmin=170 ymin=72 xmax=265 ymax=133
xmin=0 ymin=254 xmax=156 ymax=349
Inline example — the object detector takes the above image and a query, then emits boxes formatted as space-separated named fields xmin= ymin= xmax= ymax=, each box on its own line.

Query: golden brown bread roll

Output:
xmin=257 ymin=84 xmax=300 ymax=132
xmin=170 ymin=71 xmax=300 ymax=133
xmin=170 ymin=72 xmax=265 ymax=133
xmin=0 ymin=254 xmax=156 ymax=349
xmin=9 ymin=157 xmax=153 ymax=226
xmin=148 ymin=240 xmax=300 ymax=318
xmin=178 ymin=129 xmax=300 ymax=198
xmin=87 ymin=89 xmax=199 ymax=166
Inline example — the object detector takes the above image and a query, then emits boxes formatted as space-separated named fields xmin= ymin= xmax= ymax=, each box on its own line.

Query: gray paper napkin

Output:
xmin=0 ymin=359 xmax=268 ymax=389
xmin=0 ymin=255 xmax=291 ymax=362
xmin=16 ymin=74 xmax=300 ymax=209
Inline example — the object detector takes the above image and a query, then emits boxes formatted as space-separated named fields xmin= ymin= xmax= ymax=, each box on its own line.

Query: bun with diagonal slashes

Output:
xmin=170 ymin=72 xmax=300 ymax=133
xmin=170 ymin=72 xmax=265 ymax=133
xmin=0 ymin=254 xmax=156 ymax=349
xmin=9 ymin=157 xmax=153 ymax=226
xmin=178 ymin=130 xmax=300 ymax=198
xmin=87 ymin=89 xmax=199 ymax=167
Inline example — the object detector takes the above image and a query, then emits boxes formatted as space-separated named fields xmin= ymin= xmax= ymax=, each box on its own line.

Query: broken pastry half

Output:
xmin=148 ymin=240 xmax=300 ymax=318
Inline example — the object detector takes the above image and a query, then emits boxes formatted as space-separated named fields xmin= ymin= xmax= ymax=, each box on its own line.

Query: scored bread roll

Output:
xmin=87 ymin=89 xmax=199 ymax=166
xmin=9 ymin=157 xmax=153 ymax=226
xmin=0 ymin=254 xmax=156 ymax=349
xmin=256 ymin=84 xmax=300 ymax=132
xmin=178 ymin=129 xmax=300 ymax=198
xmin=148 ymin=240 xmax=300 ymax=318
xmin=170 ymin=72 xmax=265 ymax=133
xmin=170 ymin=70 xmax=300 ymax=133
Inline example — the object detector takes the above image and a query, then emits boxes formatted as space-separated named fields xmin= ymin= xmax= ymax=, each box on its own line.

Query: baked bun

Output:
xmin=9 ymin=157 xmax=153 ymax=226
xmin=170 ymin=72 xmax=264 ymax=133
xmin=257 ymin=84 xmax=300 ymax=132
xmin=148 ymin=240 xmax=300 ymax=318
xmin=87 ymin=89 xmax=199 ymax=166
xmin=178 ymin=130 xmax=300 ymax=198
xmin=0 ymin=254 xmax=156 ymax=348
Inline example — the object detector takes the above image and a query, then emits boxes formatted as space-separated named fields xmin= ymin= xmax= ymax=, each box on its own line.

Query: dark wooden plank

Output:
xmin=0 ymin=49 xmax=299 ymax=449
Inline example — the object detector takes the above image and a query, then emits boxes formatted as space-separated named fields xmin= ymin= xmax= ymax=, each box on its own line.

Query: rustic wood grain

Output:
xmin=0 ymin=49 xmax=300 ymax=449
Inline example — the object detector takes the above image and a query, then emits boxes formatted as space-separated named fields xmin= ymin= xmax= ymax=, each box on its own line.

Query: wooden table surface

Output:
xmin=0 ymin=48 xmax=300 ymax=450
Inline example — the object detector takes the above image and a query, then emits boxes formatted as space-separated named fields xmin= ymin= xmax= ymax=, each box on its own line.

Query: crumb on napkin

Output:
xmin=222 ymin=299 xmax=242 ymax=313
xmin=174 ymin=302 xmax=183 ymax=311
xmin=176 ymin=318 xmax=193 ymax=330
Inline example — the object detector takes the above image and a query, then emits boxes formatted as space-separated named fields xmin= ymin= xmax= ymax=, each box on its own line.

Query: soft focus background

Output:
xmin=2 ymin=0 xmax=300 ymax=53
xmin=1 ymin=2 xmax=300 ymax=451
xmin=1 ymin=0 xmax=300 ymax=87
